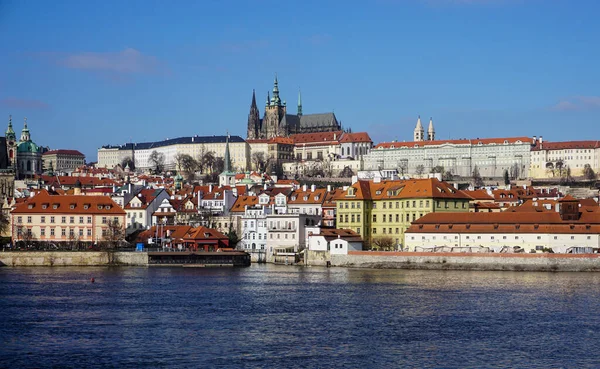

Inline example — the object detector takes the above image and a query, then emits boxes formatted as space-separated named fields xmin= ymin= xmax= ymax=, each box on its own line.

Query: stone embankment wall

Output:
xmin=0 ymin=252 xmax=148 ymax=267
xmin=310 ymin=251 xmax=600 ymax=272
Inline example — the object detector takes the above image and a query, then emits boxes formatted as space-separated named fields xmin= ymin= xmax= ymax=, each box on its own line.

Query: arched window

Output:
xmin=27 ymin=160 xmax=31 ymax=171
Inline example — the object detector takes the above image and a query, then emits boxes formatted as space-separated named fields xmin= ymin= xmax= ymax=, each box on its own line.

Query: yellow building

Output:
xmin=335 ymin=178 xmax=470 ymax=249
xmin=529 ymin=139 xmax=600 ymax=179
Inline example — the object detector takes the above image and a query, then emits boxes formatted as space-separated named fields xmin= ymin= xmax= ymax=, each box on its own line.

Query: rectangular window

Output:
xmin=373 ymin=214 xmax=377 ymax=222
xmin=372 ymin=228 xmax=377 ymax=234
xmin=87 ymin=216 xmax=92 ymax=224
xmin=50 ymin=216 xmax=55 ymax=223
xmin=357 ymin=203 xmax=361 ymax=209
xmin=50 ymin=228 xmax=55 ymax=236
xmin=17 ymin=216 xmax=22 ymax=223
xmin=41 ymin=216 xmax=45 ymax=223
xmin=26 ymin=216 xmax=32 ymax=223
xmin=102 ymin=217 xmax=107 ymax=224
xmin=70 ymin=216 xmax=74 ymax=224
xmin=87 ymin=229 xmax=92 ymax=237
xmin=357 ymin=215 xmax=361 ymax=222
xmin=79 ymin=216 xmax=84 ymax=223
xmin=383 ymin=202 xmax=387 ymax=209
xmin=41 ymin=228 xmax=45 ymax=236
xmin=357 ymin=228 xmax=360 ymax=234
xmin=351 ymin=214 xmax=355 ymax=222
xmin=79 ymin=229 xmax=84 ymax=237
xmin=61 ymin=229 xmax=66 ymax=236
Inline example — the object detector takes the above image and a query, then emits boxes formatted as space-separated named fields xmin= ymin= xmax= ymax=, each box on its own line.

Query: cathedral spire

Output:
xmin=297 ymin=88 xmax=303 ymax=116
xmin=271 ymin=73 xmax=281 ymax=106
xmin=414 ymin=115 xmax=424 ymax=142
xmin=223 ymin=131 xmax=232 ymax=173
xmin=21 ymin=117 xmax=31 ymax=142
xmin=427 ymin=117 xmax=435 ymax=141
xmin=247 ymin=89 xmax=261 ymax=140
xmin=6 ymin=115 xmax=15 ymax=138
xmin=251 ymin=89 xmax=257 ymax=108
xmin=266 ymin=91 xmax=270 ymax=107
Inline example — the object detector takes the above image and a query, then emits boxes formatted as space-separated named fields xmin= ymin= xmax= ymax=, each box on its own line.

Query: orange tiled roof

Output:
xmin=290 ymin=131 xmax=343 ymax=145
xmin=532 ymin=140 xmax=600 ymax=151
xmin=339 ymin=132 xmax=372 ymax=143
xmin=288 ymin=188 xmax=328 ymax=205
xmin=11 ymin=190 xmax=125 ymax=215
xmin=230 ymin=196 xmax=259 ymax=213
xmin=335 ymin=178 xmax=469 ymax=201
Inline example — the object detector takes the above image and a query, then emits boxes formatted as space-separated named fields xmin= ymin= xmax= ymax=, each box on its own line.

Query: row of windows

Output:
xmin=17 ymin=227 xmax=99 ymax=237
xmin=17 ymin=216 xmax=117 ymax=224
xmin=269 ymin=233 xmax=296 ymax=239
xmin=410 ymin=235 xmax=594 ymax=241
xmin=373 ymin=227 xmax=402 ymax=235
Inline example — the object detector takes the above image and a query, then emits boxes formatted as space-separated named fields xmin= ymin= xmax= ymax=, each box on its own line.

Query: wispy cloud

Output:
xmin=305 ymin=34 xmax=332 ymax=46
xmin=35 ymin=48 xmax=168 ymax=79
xmin=551 ymin=96 xmax=600 ymax=112
xmin=219 ymin=40 xmax=269 ymax=53
xmin=0 ymin=97 xmax=50 ymax=110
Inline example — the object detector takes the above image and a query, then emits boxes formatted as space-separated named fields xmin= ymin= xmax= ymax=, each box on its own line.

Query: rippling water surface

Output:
xmin=2 ymin=265 xmax=600 ymax=368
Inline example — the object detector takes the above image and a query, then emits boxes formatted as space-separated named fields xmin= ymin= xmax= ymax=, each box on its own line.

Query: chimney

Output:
xmin=264 ymin=183 xmax=268 ymax=190
xmin=327 ymin=185 xmax=332 ymax=192
xmin=209 ymin=184 xmax=213 ymax=193
xmin=303 ymin=184 xmax=307 ymax=192
xmin=533 ymin=136 xmax=537 ymax=145
xmin=311 ymin=184 xmax=316 ymax=192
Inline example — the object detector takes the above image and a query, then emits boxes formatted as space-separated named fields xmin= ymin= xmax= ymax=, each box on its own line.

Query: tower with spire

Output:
xmin=247 ymin=90 xmax=261 ymax=140
xmin=219 ymin=132 xmax=235 ymax=187
xmin=246 ymin=74 xmax=340 ymax=140
xmin=414 ymin=116 xmax=424 ymax=142
xmin=5 ymin=115 xmax=17 ymax=168
xmin=427 ymin=117 xmax=435 ymax=141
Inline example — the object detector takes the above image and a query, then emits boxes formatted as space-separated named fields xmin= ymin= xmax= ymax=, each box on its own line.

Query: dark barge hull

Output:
xmin=147 ymin=251 xmax=251 ymax=267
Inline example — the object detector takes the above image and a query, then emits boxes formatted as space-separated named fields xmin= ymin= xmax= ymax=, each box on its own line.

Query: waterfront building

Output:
xmin=529 ymin=138 xmax=600 ymax=179
xmin=265 ymin=213 xmax=321 ymax=262
xmin=247 ymin=77 xmax=340 ymax=140
xmin=10 ymin=190 xmax=126 ymax=246
xmin=98 ymin=135 xmax=250 ymax=173
xmin=307 ymin=228 xmax=363 ymax=254
xmin=230 ymin=196 xmax=270 ymax=251
xmin=335 ymin=178 xmax=471 ymax=249
xmin=124 ymin=188 xmax=169 ymax=234
xmin=42 ymin=150 xmax=86 ymax=174
xmin=405 ymin=195 xmax=600 ymax=253
xmin=138 ymin=225 xmax=229 ymax=251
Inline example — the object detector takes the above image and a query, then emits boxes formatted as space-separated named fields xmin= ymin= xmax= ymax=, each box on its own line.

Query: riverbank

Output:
xmin=0 ymin=251 xmax=148 ymax=267
xmin=306 ymin=250 xmax=600 ymax=272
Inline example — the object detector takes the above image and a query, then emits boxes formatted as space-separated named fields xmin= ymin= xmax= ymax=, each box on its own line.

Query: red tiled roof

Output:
xmin=11 ymin=190 xmax=125 ymax=215
xmin=42 ymin=149 xmax=85 ymax=157
xmin=230 ymin=196 xmax=259 ymax=213
xmin=339 ymin=132 xmax=372 ymax=143
xmin=335 ymin=178 xmax=469 ymax=201
xmin=290 ymin=131 xmax=343 ymax=145
xmin=532 ymin=140 xmax=600 ymax=151
xmin=375 ymin=137 xmax=532 ymax=149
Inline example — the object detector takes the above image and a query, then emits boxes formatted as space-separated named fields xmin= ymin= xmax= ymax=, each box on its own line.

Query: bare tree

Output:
xmin=103 ymin=219 xmax=125 ymax=250
xmin=148 ymin=150 xmax=165 ymax=174
xmin=583 ymin=164 xmax=596 ymax=180
xmin=175 ymin=153 xmax=198 ymax=181
xmin=472 ymin=165 xmax=484 ymax=187
xmin=509 ymin=163 xmax=521 ymax=180
xmin=545 ymin=162 xmax=555 ymax=177
xmin=0 ymin=211 xmax=9 ymax=236
xmin=251 ymin=151 xmax=267 ymax=172
xmin=397 ymin=160 xmax=408 ymax=177
xmin=372 ymin=235 xmax=396 ymax=251
xmin=121 ymin=156 xmax=135 ymax=171
xmin=415 ymin=165 xmax=425 ymax=177
xmin=430 ymin=165 xmax=444 ymax=174
xmin=340 ymin=166 xmax=354 ymax=178
xmin=556 ymin=159 xmax=565 ymax=178
xmin=201 ymin=151 xmax=216 ymax=173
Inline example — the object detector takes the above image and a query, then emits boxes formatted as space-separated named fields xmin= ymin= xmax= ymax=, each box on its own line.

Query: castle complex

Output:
xmin=247 ymin=76 xmax=341 ymax=139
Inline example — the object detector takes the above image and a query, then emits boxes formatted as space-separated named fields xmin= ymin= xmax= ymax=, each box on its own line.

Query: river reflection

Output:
xmin=1 ymin=265 xmax=600 ymax=368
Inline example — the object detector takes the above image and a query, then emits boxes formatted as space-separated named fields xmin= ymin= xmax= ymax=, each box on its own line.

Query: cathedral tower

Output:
xmin=427 ymin=117 xmax=435 ymax=141
xmin=263 ymin=74 xmax=287 ymax=139
xmin=247 ymin=89 xmax=261 ymax=140
xmin=5 ymin=115 xmax=17 ymax=168
xmin=413 ymin=116 xmax=424 ymax=142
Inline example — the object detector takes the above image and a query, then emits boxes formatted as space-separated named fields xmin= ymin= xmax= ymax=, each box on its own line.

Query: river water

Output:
xmin=1 ymin=265 xmax=600 ymax=368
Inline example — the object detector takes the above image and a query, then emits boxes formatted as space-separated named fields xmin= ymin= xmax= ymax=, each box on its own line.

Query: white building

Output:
xmin=529 ymin=138 xmax=600 ymax=179
xmin=124 ymin=188 xmax=169 ymax=234
xmin=307 ymin=228 xmax=363 ymax=254
xmin=405 ymin=196 xmax=600 ymax=253
xmin=265 ymin=213 xmax=320 ymax=262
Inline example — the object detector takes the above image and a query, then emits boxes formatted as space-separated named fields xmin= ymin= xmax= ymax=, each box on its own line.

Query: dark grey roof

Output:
xmin=102 ymin=135 xmax=245 ymax=151
xmin=299 ymin=113 xmax=339 ymax=129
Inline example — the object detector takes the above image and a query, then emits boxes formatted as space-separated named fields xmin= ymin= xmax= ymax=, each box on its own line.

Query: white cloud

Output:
xmin=551 ymin=96 xmax=600 ymax=112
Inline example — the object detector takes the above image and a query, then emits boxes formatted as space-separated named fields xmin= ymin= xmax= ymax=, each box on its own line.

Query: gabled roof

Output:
xmin=11 ymin=190 xmax=125 ymax=215
xmin=290 ymin=131 xmax=343 ymax=145
xmin=339 ymin=132 xmax=372 ymax=143
xmin=288 ymin=188 xmax=327 ymax=205
xmin=532 ymin=140 xmax=600 ymax=151
xmin=336 ymin=178 xmax=469 ymax=201
xmin=230 ymin=196 xmax=259 ymax=213
xmin=42 ymin=149 xmax=85 ymax=157
xmin=316 ymin=228 xmax=363 ymax=242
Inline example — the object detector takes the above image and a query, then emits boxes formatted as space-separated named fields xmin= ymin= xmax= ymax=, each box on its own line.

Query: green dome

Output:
xmin=17 ymin=141 xmax=40 ymax=153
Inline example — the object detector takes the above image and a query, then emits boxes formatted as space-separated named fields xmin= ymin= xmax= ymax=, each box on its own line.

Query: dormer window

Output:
xmin=84 ymin=204 xmax=89 ymax=209
xmin=70 ymin=204 xmax=75 ymax=209
xmin=303 ymin=196 xmax=308 ymax=201
xmin=53 ymin=204 xmax=58 ymax=209
xmin=42 ymin=204 xmax=47 ymax=209
xmin=106 ymin=205 xmax=111 ymax=210
xmin=376 ymin=190 xmax=382 ymax=195
xmin=98 ymin=205 xmax=103 ymax=210
xmin=28 ymin=204 xmax=34 ymax=209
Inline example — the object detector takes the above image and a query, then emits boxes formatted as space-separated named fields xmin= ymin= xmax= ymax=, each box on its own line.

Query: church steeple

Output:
xmin=427 ymin=117 xmax=435 ymax=141
xmin=271 ymin=74 xmax=282 ymax=106
xmin=266 ymin=91 xmax=270 ymax=107
xmin=247 ymin=89 xmax=261 ymax=139
xmin=6 ymin=115 xmax=15 ymax=141
xmin=413 ymin=116 xmax=424 ymax=142
xmin=223 ymin=132 xmax=232 ymax=173
xmin=297 ymin=88 xmax=303 ymax=116
xmin=21 ymin=117 xmax=31 ymax=142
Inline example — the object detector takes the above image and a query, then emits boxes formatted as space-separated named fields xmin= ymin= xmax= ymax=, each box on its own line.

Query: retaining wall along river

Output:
xmin=0 ymin=252 xmax=148 ymax=267
xmin=308 ymin=251 xmax=600 ymax=272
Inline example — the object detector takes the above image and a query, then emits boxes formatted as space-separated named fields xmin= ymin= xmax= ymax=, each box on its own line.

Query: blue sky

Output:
xmin=1 ymin=0 xmax=599 ymax=161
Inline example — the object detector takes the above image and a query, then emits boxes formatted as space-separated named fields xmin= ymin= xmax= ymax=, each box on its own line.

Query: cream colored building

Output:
xmin=405 ymin=196 xmax=600 ymax=253
xmin=10 ymin=190 xmax=126 ymax=246
xmin=98 ymin=135 xmax=250 ymax=172
xmin=42 ymin=149 xmax=85 ymax=173
xmin=529 ymin=138 xmax=600 ymax=179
